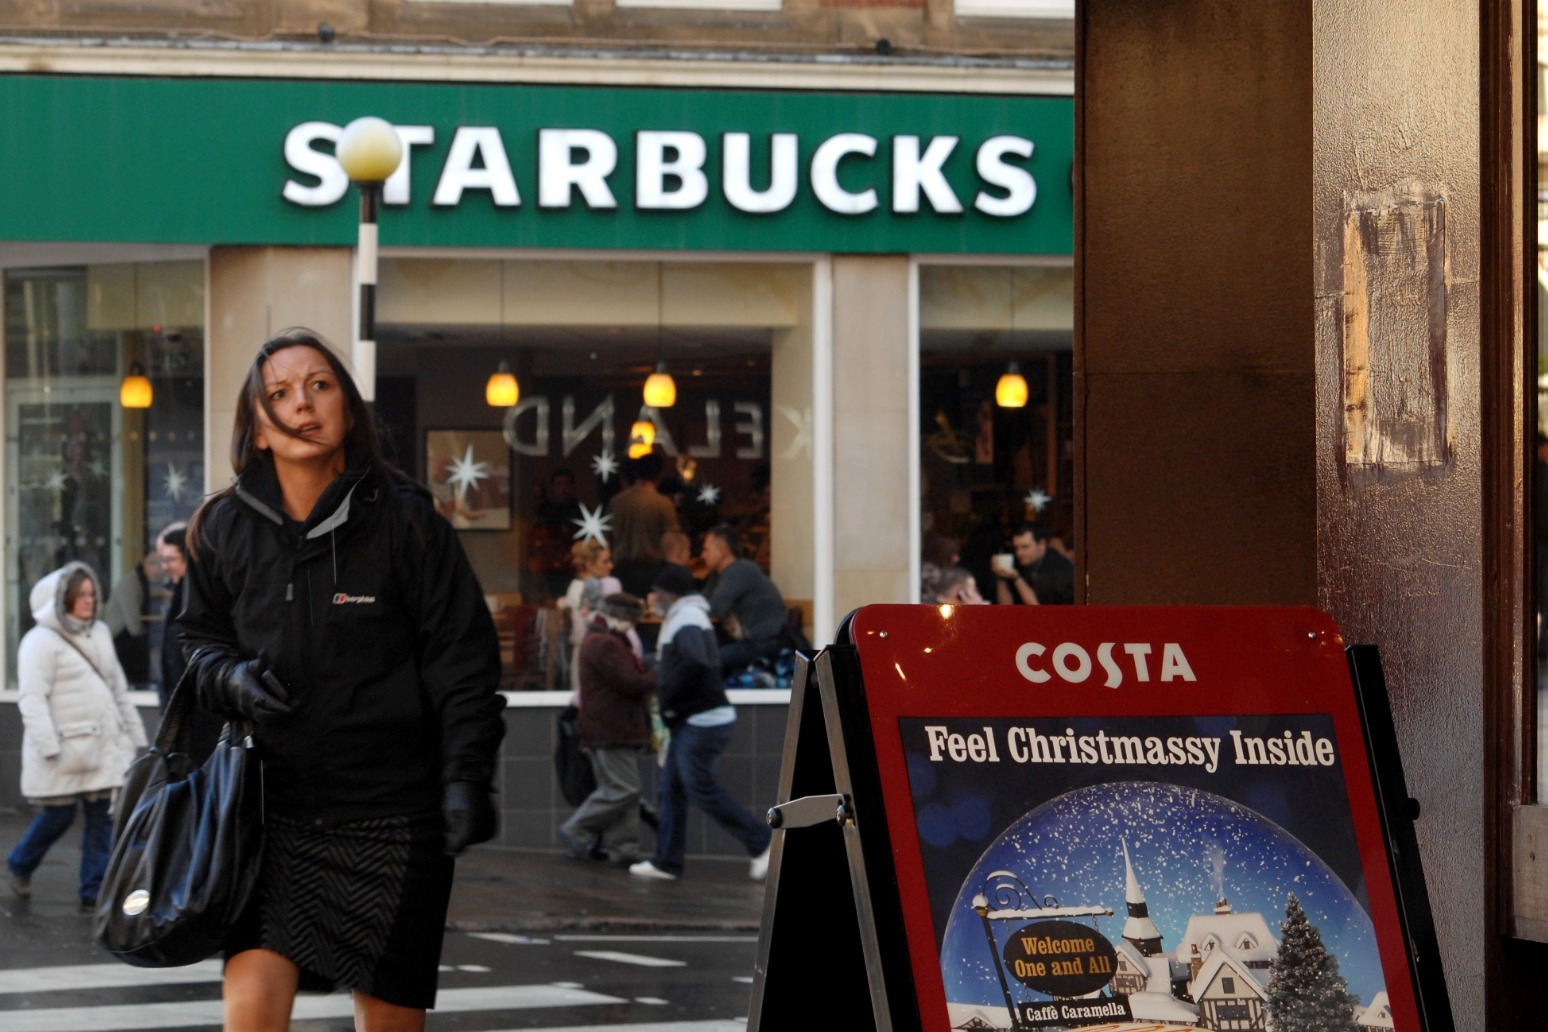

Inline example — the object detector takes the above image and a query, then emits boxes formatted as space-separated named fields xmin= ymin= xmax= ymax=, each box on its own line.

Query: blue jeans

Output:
xmin=650 ymin=720 xmax=772 ymax=876
xmin=6 ymin=797 xmax=113 ymax=903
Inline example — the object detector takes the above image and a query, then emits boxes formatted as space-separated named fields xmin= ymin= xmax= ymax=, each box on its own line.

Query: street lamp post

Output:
xmin=336 ymin=116 xmax=404 ymax=403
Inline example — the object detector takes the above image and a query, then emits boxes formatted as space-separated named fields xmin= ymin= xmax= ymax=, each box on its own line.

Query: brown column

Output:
xmin=1077 ymin=0 xmax=1316 ymax=607
xmin=1080 ymin=0 xmax=1542 ymax=1019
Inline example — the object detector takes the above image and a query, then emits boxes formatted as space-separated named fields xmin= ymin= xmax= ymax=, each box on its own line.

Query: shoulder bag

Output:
xmin=92 ymin=672 xmax=263 ymax=967
xmin=554 ymin=702 xmax=596 ymax=806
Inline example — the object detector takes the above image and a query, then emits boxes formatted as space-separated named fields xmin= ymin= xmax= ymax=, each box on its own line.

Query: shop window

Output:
xmin=375 ymin=257 xmax=814 ymax=690
xmin=3 ymin=262 xmax=205 ymax=689
xmin=917 ymin=264 xmax=1074 ymax=606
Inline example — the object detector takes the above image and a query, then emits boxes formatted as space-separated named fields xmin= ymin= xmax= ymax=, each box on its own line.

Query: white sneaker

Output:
xmin=629 ymin=860 xmax=677 ymax=881
xmin=749 ymin=846 xmax=772 ymax=881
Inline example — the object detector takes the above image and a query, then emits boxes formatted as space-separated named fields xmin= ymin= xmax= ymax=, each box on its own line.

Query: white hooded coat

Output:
xmin=16 ymin=562 xmax=148 ymax=800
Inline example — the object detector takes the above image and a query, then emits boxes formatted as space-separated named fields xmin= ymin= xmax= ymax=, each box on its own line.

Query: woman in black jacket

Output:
xmin=180 ymin=328 xmax=506 ymax=1032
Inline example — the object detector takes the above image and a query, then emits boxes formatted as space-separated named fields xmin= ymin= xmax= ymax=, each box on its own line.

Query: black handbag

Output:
xmin=554 ymin=703 xmax=596 ymax=807
xmin=92 ymin=676 xmax=264 ymax=967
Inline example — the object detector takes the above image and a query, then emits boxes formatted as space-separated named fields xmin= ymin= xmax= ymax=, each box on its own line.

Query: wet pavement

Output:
xmin=0 ymin=807 xmax=766 ymax=940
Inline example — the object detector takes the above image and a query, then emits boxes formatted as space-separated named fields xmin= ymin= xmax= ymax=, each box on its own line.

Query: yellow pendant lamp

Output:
xmin=643 ymin=361 xmax=676 ymax=408
xmin=995 ymin=362 xmax=1028 ymax=408
xmin=485 ymin=361 xmax=519 ymax=407
xmin=119 ymin=362 xmax=153 ymax=409
xmin=630 ymin=413 xmax=656 ymax=449
xmin=628 ymin=408 xmax=656 ymax=459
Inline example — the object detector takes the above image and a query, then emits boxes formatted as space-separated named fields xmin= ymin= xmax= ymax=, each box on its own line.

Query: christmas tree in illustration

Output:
xmin=1266 ymin=893 xmax=1359 ymax=1032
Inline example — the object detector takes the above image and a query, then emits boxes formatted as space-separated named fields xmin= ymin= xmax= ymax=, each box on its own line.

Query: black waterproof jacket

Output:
xmin=178 ymin=452 xmax=506 ymax=825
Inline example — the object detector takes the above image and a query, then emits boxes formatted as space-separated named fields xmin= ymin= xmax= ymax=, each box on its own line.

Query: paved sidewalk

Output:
xmin=449 ymin=843 xmax=766 ymax=934
xmin=1 ymin=807 xmax=766 ymax=936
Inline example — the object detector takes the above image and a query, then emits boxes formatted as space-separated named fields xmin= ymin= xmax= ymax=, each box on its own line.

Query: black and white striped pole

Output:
xmin=336 ymin=117 xmax=404 ymax=403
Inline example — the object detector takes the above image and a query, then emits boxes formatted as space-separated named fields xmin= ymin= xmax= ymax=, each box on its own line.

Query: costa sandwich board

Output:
xmin=749 ymin=605 xmax=1451 ymax=1032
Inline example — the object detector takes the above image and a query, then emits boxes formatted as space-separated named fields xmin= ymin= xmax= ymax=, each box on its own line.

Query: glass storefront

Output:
xmin=0 ymin=253 xmax=1075 ymax=691
xmin=375 ymin=256 xmax=816 ymax=689
xmin=917 ymin=263 xmax=1074 ymax=604
xmin=3 ymin=261 xmax=205 ymax=683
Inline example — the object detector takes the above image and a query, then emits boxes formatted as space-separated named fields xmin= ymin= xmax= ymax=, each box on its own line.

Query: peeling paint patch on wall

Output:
xmin=1340 ymin=183 xmax=1450 ymax=475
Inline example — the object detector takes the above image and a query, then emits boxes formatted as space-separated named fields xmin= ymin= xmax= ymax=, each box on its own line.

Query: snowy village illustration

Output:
xmin=927 ymin=780 xmax=1396 ymax=1032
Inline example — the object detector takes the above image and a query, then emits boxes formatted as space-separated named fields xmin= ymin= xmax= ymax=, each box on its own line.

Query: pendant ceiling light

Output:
xmin=486 ymin=361 xmax=519 ymax=407
xmin=485 ymin=273 xmax=520 ymax=407
xmin=119 ymin=362 xmax=153 ymax=409
xmin=994 ymin=269 xmax=1026 ymax=409
xmin=643 ymin=263 xmax=676 ymax=408
xmin=630 ymin=411 xmax=656 ymax=449
xmin=643 ymin=361 xmax=677 ymax=408
xmin=995 ymin=362 xmax=1028 ymax=408
xmin=628 ymin=408 xmax=656 ymax=460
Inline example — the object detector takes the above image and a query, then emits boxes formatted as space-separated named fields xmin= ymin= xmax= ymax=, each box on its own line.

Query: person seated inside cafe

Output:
xmin=991 ymin=521 xmax=1075 ymax=606
xmin=700 ymin=523 xmax=788 ymax=673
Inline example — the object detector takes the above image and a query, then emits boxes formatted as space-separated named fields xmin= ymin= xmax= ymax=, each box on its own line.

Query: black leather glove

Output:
xmin=215 ymin=656 xmax=291 ymax=724
xmin=443 ymin=781 xmax=497 ymax=856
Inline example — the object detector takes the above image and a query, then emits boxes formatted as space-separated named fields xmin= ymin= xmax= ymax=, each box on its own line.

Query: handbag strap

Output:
xmin=155 ymin=666 xmax=206 ymax=755
xmin=48 ymin=626 xmax=113 ymax=686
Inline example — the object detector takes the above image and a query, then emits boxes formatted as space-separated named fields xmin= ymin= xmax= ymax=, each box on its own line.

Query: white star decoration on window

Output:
xmin=86 ymin=458 xmax=107 ymax=479
xmin=572 ymin=502 xmax=612 ymax=545
xmin=697 ymin=483 xmax=721 ymax=506
xmin=1025 ymin=488 xmax=1052 ymax=512
xmin=445 ymin=445 xmax=490 ymax=502
xmin=43 ymin=469 xmax=68 ymax=493
xmin=591 ymin=450 xmax=618 ymax=483
xmin=163 ymin=463 xmax=189 ymax=502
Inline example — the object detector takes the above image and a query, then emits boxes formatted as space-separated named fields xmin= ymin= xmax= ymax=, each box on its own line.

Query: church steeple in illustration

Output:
xmin=1121 ymin=838 xmax=1164 ymax=957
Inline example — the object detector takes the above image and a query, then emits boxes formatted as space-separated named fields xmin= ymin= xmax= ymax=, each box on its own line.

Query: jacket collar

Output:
xmin=658 ymin=594 xmax=710 ymax=646
xmin=235 ymin=445 xmax=376 ymax=537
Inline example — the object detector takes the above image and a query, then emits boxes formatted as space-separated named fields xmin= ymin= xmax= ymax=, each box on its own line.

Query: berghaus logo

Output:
xmin=333 ymin=593 xmax=377 ymax=605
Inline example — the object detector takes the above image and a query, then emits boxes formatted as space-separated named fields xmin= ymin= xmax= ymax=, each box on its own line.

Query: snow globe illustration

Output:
xmin=935 ymin=781 xmax=1387 ymax=1029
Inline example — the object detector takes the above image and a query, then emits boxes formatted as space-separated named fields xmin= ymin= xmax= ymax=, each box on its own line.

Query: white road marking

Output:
xmin=573 ymin=949 xmax=687 ymax=968
xmin=0 ymin=983 xmax=624 ymax=1032
xmin=483 ymin=1024 xmax=746 ymax=1032
xmin=469 ymin=931 xmax=550 ymax=945
xmin=0 ymin=961 xmax=223 ymax=994
xmin=555 ymin=934 xmax=758 ymax=943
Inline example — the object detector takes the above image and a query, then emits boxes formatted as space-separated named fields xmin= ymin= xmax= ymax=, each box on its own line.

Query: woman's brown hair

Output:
xmin=187 ymin=328 xmax=391 ymax=553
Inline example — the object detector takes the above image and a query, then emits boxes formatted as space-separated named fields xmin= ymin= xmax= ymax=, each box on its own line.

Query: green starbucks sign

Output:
xmin=0 ymin=75 xmax=1072 ymax=255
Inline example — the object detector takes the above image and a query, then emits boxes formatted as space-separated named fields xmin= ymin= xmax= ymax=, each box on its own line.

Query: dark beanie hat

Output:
xmin=597 ymin=592 xmax=645 ymax=624
xmin=651 ymin=563 xmax=697 ymax=598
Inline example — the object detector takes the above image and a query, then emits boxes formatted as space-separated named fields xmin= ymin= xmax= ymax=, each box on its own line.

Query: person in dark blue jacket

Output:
xmin=180 ymin=328 xmax=506 ymax=1031
xmin=629 ymin=563 xmax=771 ymax=883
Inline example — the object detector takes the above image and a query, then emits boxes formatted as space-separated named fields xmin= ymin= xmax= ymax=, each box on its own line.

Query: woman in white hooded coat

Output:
xmin=5 ymin=561 xmax=148 ymax=909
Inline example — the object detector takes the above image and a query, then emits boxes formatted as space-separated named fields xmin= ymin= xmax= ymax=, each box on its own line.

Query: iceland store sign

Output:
xmin=0 ymin=76 xmax=1072 ymax=255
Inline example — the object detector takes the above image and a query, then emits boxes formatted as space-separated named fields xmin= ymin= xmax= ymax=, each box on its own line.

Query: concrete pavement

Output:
xmin=0 ymin=806 xmax=766 ymax=938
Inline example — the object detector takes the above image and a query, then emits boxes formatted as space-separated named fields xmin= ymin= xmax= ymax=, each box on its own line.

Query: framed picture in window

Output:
xmin=424 ymin=428 xmax=512 ymax=531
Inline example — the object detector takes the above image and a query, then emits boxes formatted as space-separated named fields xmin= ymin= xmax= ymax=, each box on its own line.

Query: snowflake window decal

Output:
xmin=591 ymin=450 xmax=618 ymax=483
xmin=444 ymin=445 xmax=490 ymax=503
xmin=572 ymin=502 xmax=612 ymax=545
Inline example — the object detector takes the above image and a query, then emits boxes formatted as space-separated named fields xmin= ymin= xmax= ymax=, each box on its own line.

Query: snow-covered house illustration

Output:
xmin=1357 ymin=990 xmax=1394 ymax=1030
xmin=948 ymin=1008 xmax=1000 ymax=1030
xmin=1109 ymin=840 xmax=1281 ymax=1031
xmin=1176 ymin=900 xmax=1278 ymax=978
xmin=1190 ymin=948 xmax=1269 ymax=1030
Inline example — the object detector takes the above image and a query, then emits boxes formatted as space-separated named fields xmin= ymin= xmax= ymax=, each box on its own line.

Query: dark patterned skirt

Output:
xmin=225 ymin=813 xmax=453 ymax=1009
